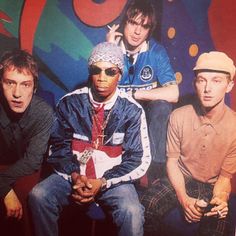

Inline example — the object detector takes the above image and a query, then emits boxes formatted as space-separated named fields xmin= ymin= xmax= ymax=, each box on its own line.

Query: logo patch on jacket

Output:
xmin=112 ymin=132 xmax=125 ymax=145
xmin=140 ymin=66 xmax=153 ymax=81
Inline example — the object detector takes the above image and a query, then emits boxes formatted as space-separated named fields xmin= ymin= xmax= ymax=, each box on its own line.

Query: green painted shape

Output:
xmin=35 ymin=0 xmax=93 ymax=60
xmin=0 ymin=0 xmax=24 ymax=37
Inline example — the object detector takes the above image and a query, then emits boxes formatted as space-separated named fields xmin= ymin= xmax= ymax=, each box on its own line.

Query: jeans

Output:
xmin=29 ymin=174 xmax=144 ymax=236
xmin=140 ymin=100 xmax=172 ymax=164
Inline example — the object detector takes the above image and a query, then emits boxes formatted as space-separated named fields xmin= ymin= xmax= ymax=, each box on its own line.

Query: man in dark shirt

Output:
xmin=0 ymin=49 xmax=53 ymax=234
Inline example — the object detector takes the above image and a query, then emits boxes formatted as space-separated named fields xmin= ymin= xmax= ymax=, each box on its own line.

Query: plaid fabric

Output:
xmin=140 ymin=176 xmax=234 ymax=236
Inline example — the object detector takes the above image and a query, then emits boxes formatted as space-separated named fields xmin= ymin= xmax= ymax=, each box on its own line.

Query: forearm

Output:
xmin=212 ymin=175 xmax=231 ymax=202
xmin=134 ymin=84 xmax=179 ymax=103
xmin=167 ymin=158 xmax=188 ymax=204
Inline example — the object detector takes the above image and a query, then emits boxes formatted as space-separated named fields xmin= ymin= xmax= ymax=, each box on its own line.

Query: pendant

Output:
xmin=78 ymin=147 xmax=94 ymax=164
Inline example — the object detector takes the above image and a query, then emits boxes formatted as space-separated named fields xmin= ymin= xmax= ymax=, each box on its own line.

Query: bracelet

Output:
xmin=132 ymin=89 xmax=136 ymax=99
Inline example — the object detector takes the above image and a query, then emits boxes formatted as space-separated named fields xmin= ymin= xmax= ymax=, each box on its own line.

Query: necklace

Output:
xmin=91 ymin=105 xmax=113 ymax=149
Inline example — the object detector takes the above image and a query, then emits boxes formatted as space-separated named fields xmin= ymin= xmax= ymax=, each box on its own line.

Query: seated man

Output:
xmin=107 ymin=0 xmax=179 ymax=178
xmin=141 ymin=51 xmax=236 ymax=236
xmin=29 ymin=42 xmax=151 ymax=236
xmin=0 ymin=49 xmax=53 ymax=235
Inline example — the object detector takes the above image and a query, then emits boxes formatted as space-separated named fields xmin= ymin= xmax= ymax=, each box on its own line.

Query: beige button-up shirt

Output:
xmin=167 ymin=103 xmax=236 ymax=184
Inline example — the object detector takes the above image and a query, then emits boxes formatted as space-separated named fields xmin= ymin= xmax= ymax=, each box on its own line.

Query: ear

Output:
xmin=226 ymin=80 xmax=234 ymax=93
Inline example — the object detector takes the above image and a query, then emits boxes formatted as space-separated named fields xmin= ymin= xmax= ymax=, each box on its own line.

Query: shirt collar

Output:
xmin=120 ymin=40 xmax=148 ymax=63
xmin=193 ymin=104 xmax=227 ymax=134
xmin=88 ymin=88 xmax=118 ymax=110
xmin=0 ymin=96 xmax=33 ymax=129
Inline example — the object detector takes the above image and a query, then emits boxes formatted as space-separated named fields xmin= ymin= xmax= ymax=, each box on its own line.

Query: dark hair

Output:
xmin=120 ymin=0 xmax=156 ymax=39
xmin=0 ymin=49 xmax=38 ymax=89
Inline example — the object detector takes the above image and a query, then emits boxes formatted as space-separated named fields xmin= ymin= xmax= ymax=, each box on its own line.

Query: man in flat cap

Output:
xmin=29 ymin=42 xmax=151 ymax=236
xmin=141 ymin=51 xmax=236 ymax=236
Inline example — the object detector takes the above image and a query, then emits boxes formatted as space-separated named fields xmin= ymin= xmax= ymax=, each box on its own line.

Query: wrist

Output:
xmin=100 ymin=177 xmax=107 ymax=191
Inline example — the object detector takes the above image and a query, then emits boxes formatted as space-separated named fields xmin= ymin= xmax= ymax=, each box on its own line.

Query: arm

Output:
xmin=102 ymin=105 xmax=151 ymax=189
xmin=167 ymin=112 xmax=202 ymax=222
xmin=0 ymin=105 xmax=53 ymax=198
xmin=134 ymin=84 xmax=179 ymax=103
xmin=204 ymin=175 xmax=231 ymax=218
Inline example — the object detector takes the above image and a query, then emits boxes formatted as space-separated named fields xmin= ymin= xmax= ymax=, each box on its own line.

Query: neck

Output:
xmin=124 ymin=40 xmax=142 ymax=55
xmin=201 ymin=99 xmax=225 ymax=121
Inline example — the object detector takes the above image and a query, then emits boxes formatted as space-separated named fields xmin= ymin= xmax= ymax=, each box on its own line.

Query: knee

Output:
xmin=120 ymin=201 xmax=144 ymax=219
xmin=28 ymin=185 xmax=49 ymax=206
xmin=147 ymin=100 xmax=172 ymax=119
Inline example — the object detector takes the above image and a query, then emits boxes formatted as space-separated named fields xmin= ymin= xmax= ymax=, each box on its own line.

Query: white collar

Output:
xmin=88 ymin=88 xmax=118 ymax=110
xmin=120 ymin=40 xmax=148 ymax=63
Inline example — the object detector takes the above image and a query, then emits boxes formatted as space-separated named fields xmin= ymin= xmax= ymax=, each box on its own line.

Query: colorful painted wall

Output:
xmin=1 ymin=0 xmax=236 ymax=107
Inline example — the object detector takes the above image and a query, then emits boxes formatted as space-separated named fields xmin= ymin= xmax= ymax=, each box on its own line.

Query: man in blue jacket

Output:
xmin=29 ymin=42 xmax=151 ymax=236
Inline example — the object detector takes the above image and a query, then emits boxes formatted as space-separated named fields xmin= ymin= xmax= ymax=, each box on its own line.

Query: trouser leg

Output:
xmin=28 ymin=174 xmax=72 ymax=236
xmin=98 ymin=184 xmax=144 ymax=236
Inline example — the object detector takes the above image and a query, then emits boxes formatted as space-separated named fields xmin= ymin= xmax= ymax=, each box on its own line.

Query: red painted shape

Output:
xmin=208 ymin=0 xmax=236 ymax=109
xmin=19 ymin=0 xmax=47 ymax=53
xmin=0 ymin=11 xmax=13 ymax=37
xmin=73 ymin=0 xmax=127 ymax=27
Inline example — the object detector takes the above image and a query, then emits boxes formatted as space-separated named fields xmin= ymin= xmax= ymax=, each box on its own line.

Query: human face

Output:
xmin=194 ymin=72 xmax=234 ymax=110
xmin=123 ymin=13 xmax=151 ymax=51
xmin=90 ymin=61 xmax=121 ymax=102
xmin=1 ymin=68 xmax=34 ymax=113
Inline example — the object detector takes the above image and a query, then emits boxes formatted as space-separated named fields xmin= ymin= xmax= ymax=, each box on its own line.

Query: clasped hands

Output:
xmin=71 ymin=173 xmax=102 ymax=204
xmin=181 ymin=195 xmax=228 ymax=223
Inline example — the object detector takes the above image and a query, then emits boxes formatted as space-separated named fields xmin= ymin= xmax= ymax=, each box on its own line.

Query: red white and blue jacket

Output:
xmin=48 ymin=87 xmax=151 ymax=188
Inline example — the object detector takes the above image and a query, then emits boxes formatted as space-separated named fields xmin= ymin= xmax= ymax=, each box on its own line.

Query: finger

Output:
xmin=77 ymin=187 xmax=93 ymax=197
xmin=17 ymin=207 xmax=23 ymax=220
xmin=80 ymin=196 xmax=94 ymax=203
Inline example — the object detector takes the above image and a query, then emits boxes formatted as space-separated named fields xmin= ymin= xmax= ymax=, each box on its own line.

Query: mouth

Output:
xmin=203 ymin=96 xmax=213 ymax=101
xmin=11 ymin=100 xmax=23 ymax=107
xmin=131 ymin=36 xmax=140 ymax=42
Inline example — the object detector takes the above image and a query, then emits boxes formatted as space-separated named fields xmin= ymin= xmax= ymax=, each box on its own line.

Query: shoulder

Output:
xmin=170 ymin=105 xmax=195 ymax=122
xmin=148 ymin=38 xmax=168 ymax=54
xmin=117 ymin=90 xmax=143 ymax=110
xmin=31 ymin=95 xmax=53 ymax=116
xmin=58 ymin=87 xmax=89 ymax=107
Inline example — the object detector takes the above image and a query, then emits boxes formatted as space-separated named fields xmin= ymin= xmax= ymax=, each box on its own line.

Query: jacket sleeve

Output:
xmin=102 ymin=106 xmax=151 ymax=188
xmin=0 ymin=106 xmax=53 ymax=198
xmin=47 ymin=98 xmax=80 ymax=175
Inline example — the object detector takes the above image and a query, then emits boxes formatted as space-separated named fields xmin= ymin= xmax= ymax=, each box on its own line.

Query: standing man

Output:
xmin=29 ymin=42 xmax=151 ymax=236
xmin=141 ymin=51 xmax=236 ymax=236
xmin=0 ymin=49 xmax=53 ymax=235
xmin=107 ymin=0 xmax=179 ymax=179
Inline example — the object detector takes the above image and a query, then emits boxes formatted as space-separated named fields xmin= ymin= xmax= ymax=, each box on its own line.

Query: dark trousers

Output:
xmin=140 ymin=176 xmax=235 ymax=236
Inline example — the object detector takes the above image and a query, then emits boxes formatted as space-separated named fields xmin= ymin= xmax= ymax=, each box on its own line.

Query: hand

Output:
xmin=180 ymin=196 xmax=203 ymax=223
xmin=4 ymin=189 xmax=23 ymax=220
xmin=106 ymin=24 xmax=123 ymax=44
xmin=71 ymin=173 xmax=94 ymax=204
xmin=204 ymin=196 xmax=228 ymax=218
xmin=87 ymin=178 xmax=103 ymax=196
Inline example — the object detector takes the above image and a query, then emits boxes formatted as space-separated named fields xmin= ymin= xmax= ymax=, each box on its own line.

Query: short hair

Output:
xmin=0 ymin=49 xmax=38 ymax=89
xmin=120 ymin=0 xmax=156 ymax=39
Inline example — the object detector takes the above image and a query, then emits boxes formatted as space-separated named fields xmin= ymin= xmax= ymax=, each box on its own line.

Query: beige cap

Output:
xmin=193 ymin=51 xmax=236 ymax=80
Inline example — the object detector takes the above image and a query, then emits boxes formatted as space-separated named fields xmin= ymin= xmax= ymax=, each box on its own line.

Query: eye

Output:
xmin=3 ymin=80 xmax=14 ymax=86
xmin=128 ymin=19 xmax=138 ymax=26
xmin=105 ymin=67 xmax=120 ymax=76
xmin=142 ymin=24 xmax=151 ymax=30
xmin=89 ymin=66 xmax=102 ymax=75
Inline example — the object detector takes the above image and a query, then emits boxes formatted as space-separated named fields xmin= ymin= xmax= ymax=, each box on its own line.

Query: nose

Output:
xmin=134 ymin=24 xmax=142 ymax=34
xmin=13 ymin=84 xmax=21 ymax=98
xmin=98 ymin=70 xmax=108 ymax=81
xmin=204 ymin=81 xmax=212 ymax=93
